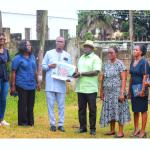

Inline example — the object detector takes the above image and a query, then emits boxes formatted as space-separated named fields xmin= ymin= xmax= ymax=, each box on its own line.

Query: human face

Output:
xmin=108 ymin=48 xmax=117 ymax=61
xmin=83 ymin=45 xmax=93 ymax=55
xmin=133 ymin=45 xmax=142 ymax=58
xmin=0 ymin=35 xmax=6 ymax=46
xmin=26 ymin=41 xmax=32 ymax=53
xmin=56 ymin=37 xmax=65 ymax=51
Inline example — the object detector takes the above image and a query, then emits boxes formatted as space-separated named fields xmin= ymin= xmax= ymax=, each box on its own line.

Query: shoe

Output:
xmin=130 ymin=130 xmax=140 ymax=137
xmin=104 ymin=131 xmax=116 ymax=136
xmin=0 ymin=120 xmax=10 ymax=126
xmin=58 ymin=126 xmax=65 ymax=132
xmin=90 ymin=129 xmax=96 ymax=135
xmin=76 ymin=128 xmax=87 ymax=133
xmin=114 ymin=134 xmax=124 ymax=138
xmin=137 ymin=132 xmax=147 ymax=138
xmin=50 ymin=126 xmax=56 ymax=132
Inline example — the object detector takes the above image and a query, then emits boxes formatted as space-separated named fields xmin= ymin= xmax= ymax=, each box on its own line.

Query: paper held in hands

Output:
xmin=51 ymin=62 xmax=76 ymax=81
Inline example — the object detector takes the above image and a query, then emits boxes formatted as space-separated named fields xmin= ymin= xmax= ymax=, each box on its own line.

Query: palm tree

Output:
xmin=77 ymin=10 xmax=113 ymax=40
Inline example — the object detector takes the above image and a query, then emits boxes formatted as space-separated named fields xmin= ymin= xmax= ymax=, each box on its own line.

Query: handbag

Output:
xmin=132 ymin=60 xmax=149 ymax=97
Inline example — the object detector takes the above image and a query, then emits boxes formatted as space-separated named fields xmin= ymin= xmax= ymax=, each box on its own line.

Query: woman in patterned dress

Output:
xmin=100 ymin=46 xmax=131 ymax=138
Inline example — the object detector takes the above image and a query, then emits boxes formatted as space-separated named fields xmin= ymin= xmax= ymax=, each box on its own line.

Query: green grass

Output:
xmin=0 ymin=90 xmax=150 ymax=138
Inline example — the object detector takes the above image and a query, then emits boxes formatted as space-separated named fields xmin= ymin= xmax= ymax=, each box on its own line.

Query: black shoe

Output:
xmin=58 ymin=126 xmax=65 ymax=132
xmin=50 ymin=126 xmax=56 ymax=132
xmin=90 ymin=129 xmax=96 ymax=135
xmin=76 ymin=128 xmax=87 ymax=133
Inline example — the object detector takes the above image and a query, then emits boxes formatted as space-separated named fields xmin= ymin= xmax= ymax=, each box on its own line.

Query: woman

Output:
xmin=100 ymin=46 xmax=130 ymax=138
xmin=0 ymin=33 xmax=10 ymax=126
xmin=10 ymin=40 xmax=40 ymax=126
xmin=128 ymin=44 xmax=149 ymax=138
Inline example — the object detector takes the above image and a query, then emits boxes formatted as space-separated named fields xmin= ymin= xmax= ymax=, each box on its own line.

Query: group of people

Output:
xmin=0 ymin=33 xmax=150 ymax=138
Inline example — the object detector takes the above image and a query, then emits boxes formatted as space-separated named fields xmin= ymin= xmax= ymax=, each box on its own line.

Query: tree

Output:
xmin=77 ymin=10 xmax=150 ymax=41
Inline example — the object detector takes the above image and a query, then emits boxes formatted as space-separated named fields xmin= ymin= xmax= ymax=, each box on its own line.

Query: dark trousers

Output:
xmin=16 ymin=86 xmax=35 ymax=126
xmin=78 ymin=92 xmax=97 ymax=130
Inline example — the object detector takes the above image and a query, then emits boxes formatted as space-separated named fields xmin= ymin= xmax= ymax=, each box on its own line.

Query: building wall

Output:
xmin=2 ymin=12 xmax=77 ymax=40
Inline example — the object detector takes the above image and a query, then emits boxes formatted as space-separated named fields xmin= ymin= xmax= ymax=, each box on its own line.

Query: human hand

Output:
xmin=119 ymin=94 xmax=125 ymax=103
xmin=10 ymin=85 xmax=16 ymax=96
xmin=144 ymin=81 xmax=150 ymax=87
xmin=138 ymin=90 xmax=145 ymax=97
xmin=48 ymin=64 xmax=56 ymax=68
xmin=100 ymin=92 xmax=104 ymax=101
xmin=127 ymin=92 xmax=131 ymax=99
xmin=36 ymin=82 xmax=41 ymax=91
xmin=73 ymin=72 xmax=80 ymax=78
xmin=66 ymin=79 xmax=71 ymax=82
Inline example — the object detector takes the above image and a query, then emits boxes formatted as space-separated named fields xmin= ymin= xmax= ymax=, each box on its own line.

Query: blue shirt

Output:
xmin=0 ymin=48 xmax=10 ymax=81
xmin=130 ymin=58 xmax=150 ymax=85
xmin=11 ymin=54 xmax=37 ymax=90
xmin=42 ymin=49 xmax=72 ymax=93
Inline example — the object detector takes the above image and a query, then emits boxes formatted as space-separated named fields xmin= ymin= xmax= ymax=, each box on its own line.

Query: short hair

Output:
xmin=18 ymin=40 xmax=32 ymax=54
xmin=137 ymin=44 xmax=147 ymax=56
xmin=109 ymin=46 xmax=118 ymax=53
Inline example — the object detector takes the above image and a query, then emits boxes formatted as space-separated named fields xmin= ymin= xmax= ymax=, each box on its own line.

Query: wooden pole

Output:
xmin=129 ymin=10 xmax=134 ymax=55
xmin=36 ymin=10 xmax=48 ymax=85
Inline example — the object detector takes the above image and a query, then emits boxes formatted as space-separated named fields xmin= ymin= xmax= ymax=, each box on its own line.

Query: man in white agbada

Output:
xmin=42 ymin=37 xmax=72 ymax=132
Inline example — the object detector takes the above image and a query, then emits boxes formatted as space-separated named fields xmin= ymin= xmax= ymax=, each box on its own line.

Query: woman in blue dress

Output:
xmin=129 ymin=44 xmax=149 ymax=138
xmin=10 ymin=40 xmax=40 ymax=126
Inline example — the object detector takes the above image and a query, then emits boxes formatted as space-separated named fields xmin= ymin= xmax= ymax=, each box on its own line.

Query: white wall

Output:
xmin=2 ymin=12 xmax=78 ymax=40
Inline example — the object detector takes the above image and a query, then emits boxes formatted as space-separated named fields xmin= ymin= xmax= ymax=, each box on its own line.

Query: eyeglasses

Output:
xmin=108 ymin=52 xmax=114 ymax=54
xmin=56 ymin=41 xmax=64 ymax=43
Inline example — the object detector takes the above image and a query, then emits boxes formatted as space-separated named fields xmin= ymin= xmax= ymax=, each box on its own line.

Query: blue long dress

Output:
xmin=130 ymin=58 xmax=149 ymax=112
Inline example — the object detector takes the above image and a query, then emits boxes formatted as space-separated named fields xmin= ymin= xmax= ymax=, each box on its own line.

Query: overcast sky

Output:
xmin=1 ymin=0 xmax=150 ymax=18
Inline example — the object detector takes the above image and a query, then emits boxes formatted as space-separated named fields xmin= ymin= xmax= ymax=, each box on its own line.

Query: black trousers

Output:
xmin=77 ymin=92 xmax=97 ymax=130
xmin=16 ymin=86 xmax=35 ymax=126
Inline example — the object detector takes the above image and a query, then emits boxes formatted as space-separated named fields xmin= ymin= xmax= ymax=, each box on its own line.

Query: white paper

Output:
xmin=51 ymin=62 xmax=76 ymax=81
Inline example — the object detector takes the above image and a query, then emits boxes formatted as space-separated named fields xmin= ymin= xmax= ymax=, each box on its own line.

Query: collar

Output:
xmin=83 ymin=52 xmax=94 ymax=58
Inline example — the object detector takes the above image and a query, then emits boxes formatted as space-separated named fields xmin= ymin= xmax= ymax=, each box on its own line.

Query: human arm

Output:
xmin=10 ymin=70 xmax=16 ymax=95
xmin=100 ymin=73 xmax=104 ymax=101
xmin=42 ymin=52 xmax=56 ymax=71
xmin=119 ymin=71 xmax=127 ymax=102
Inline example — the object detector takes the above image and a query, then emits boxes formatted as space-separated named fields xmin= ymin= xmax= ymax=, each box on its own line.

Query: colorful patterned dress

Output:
xmin=100 ymin=59 xmax=131 ymax=127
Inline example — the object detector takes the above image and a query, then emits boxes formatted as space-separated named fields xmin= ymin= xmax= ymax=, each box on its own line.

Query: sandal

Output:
xmin=137 ymin=132 xmax=147 ymax=138
xmin=114 ymin=134 xmax=124 ymax=138
xmin=130 ymin=130 xmax=140 ymax=137
xmin=104 ymin=131 xmax=116 ymax=136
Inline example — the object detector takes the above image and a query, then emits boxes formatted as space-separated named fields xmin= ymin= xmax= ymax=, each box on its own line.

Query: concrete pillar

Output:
xmin=36 ymin=10 xmax=48 ymax=40
xmin=2 ymin=27 xmax=10 ymax=48
xmin=25 ymin=28 xmax=31 ymax=40
xmin=0 ymin=11 xmax=2 ymax=33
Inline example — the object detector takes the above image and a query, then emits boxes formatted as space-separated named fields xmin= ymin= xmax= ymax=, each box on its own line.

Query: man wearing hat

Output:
xmin=73 ymin=40 xmax=102 ymax=135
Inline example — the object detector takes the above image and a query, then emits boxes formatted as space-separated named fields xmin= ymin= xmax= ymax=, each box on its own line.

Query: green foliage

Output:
xmin=77 ymin=10 xmax=113 ymax=39
xmin=77 ymin=10 xmax=150 ymax=40
xmin=83 ymin=32 xmax=94 ymax=41
xmin=6 ymin=51 xmax=17 ymax=72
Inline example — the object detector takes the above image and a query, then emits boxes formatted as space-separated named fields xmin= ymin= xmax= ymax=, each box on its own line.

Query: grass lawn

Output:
xmin=0 ymin=90 xmax=150 ymax=138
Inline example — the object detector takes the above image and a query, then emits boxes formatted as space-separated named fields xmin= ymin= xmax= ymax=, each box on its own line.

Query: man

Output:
xmin=42 ymin=36 xmax=72 ymax=132
xmin=73 ymin=40 xmax=102 ymax=135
